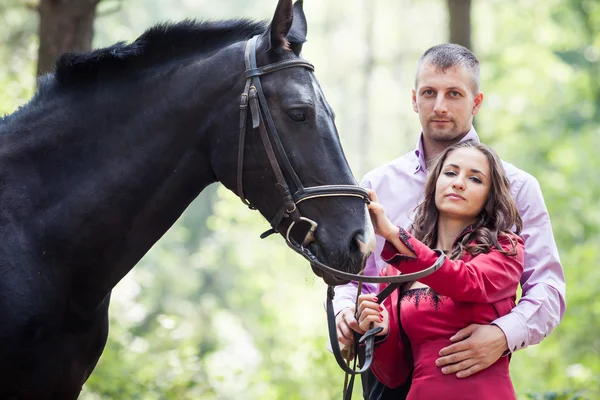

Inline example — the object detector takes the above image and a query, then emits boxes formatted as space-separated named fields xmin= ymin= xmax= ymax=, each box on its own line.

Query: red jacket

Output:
xmin=370 ymin=227 xmax=524 ymax=388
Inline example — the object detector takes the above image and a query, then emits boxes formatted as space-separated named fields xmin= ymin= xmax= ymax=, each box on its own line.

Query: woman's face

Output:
xmin=435 ymin=147 xmax=491 ymax=224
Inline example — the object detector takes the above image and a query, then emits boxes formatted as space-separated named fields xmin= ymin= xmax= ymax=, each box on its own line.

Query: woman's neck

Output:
xmin=435 ymin=216 xmax=474 ymax=251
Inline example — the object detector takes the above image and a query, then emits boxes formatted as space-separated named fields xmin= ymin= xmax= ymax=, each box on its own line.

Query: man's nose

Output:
xmin=433 ymin=95 xmax=447 ymax=114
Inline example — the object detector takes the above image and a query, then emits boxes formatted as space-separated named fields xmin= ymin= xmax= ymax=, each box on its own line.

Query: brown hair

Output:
xmin=411 ymin=140 xmax=522 ymax=260
xmin=415 ymin=43 xmax=481 ymax=95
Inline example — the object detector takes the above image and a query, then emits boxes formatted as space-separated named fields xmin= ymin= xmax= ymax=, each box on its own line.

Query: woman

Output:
xmin=358 ymin=140 xmax=524 ymax=399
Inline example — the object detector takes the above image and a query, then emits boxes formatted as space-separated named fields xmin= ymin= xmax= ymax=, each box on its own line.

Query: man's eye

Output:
xmin=424 ymin=90 xmax=435 ymax=96
xmin=288 ymin=109 xmax=307 ymax=122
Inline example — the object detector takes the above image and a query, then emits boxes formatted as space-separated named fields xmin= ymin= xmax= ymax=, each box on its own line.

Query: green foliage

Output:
xmin=474 ymin=0 xmax=600 ymax=397
xmin=0 ymin=1 xmax=36 ymax=116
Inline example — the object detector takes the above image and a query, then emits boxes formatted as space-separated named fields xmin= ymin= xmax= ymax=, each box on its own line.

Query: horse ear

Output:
xmin=267 ymin=0 xmax=294 ymax=53
xmin=288 ymin=0 xmax=307 ymax=56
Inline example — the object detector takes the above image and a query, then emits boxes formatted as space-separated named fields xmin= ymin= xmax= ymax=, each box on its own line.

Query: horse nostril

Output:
xmin=351 ymin=230 xmax=367 ymax=254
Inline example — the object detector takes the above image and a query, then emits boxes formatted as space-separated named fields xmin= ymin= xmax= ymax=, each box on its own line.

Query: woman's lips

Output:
xmin=445 ymin=193 xmax=465 ymax=200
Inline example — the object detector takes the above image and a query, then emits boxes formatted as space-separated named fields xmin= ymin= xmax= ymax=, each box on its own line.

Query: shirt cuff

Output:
xmin=493 ymin=312 xmax=529 ymax=354
xmin=332 ymin=296 xmax=355 ymax=316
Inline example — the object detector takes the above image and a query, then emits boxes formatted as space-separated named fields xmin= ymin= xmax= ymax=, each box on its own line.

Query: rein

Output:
xmin=326 ymin=250 xmax=445 ymax=399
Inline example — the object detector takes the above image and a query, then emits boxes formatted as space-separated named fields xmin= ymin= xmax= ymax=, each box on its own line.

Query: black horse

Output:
xmin=0 ymin=0 xmax=375 ymax=398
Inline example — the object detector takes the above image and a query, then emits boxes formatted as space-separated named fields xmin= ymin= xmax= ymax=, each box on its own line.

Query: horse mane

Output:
xmin=54 ymin=19 xmax=267 ymax=87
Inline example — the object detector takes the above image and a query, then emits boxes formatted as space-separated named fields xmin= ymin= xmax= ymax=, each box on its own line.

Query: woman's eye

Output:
xmin=470 ymin=176 xmax=482 ymax=183
xmin=288 ymin=109 xmax=307 ymax=122
xmin=443 ymin=171 xmax=456 ymax=177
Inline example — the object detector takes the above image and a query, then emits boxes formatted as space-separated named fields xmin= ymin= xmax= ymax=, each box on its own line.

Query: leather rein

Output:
xmin=237 ymin=35 xmax=445 ymax=397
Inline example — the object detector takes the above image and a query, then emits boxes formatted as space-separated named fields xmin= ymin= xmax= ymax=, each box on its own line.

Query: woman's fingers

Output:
xmin=367 ymin=202 xmax=385 ymax=214
xmin=357 ymin=295 xmax=380 ymax=314
xmin=358 ymin=311 xmax=383 ymax=332
xmin=357 ymin=294 xmax=387 ymax=333
xmin=366 ymin=188 xmax=379 ymax=203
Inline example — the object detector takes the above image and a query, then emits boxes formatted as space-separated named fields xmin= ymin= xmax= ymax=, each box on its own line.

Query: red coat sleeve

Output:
xmin=381 ymin=228 xmax=524 ymax=303
xmin=370 ymin=267 xmax=411 ymax=388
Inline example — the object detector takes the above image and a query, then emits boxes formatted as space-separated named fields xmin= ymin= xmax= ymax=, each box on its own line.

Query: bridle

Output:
xmin=237 ymin=34 xmax=445 ymax=398
xmin=238 ymin=34 xmax=443 ymax=283
xmin=237 ymin=35 xmax=370 ymax=253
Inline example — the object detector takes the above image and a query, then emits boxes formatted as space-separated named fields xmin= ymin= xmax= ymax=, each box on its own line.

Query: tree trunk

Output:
xmin=36 ymin=0 xmax=101 ymax=77
xmin=446 ymin=0 xmax=472 ymax=49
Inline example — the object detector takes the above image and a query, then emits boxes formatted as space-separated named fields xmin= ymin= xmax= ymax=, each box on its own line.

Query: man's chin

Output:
xmin=426 ymin=125 xmax=470 ymax=142
xmin=428 ymin=129 xmax=460 ymax=140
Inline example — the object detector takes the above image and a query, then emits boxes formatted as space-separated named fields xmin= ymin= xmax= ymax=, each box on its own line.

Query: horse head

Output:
xmin=211 ymin=0 xmax=375 ymax=284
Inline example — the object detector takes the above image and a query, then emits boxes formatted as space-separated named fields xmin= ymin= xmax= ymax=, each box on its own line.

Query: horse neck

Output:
xmin=0 ymin=47 xmax=244 ymax=308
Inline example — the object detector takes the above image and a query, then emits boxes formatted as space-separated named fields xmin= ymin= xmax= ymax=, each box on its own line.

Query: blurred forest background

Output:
xmin=1 ymin=0 xmax=598 ymax=399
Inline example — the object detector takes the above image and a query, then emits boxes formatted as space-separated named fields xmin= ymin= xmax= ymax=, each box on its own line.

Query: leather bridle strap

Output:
xmin=291 ymin=242 xmax=446 ymax=284
xmin=237 ymin=35 xmax=372 ymax=249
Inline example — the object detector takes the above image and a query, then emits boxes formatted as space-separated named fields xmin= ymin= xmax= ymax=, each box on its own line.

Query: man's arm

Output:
xmin=436 ymin=174 xmax=566 ymax=377
xmin=492 ymin=175 xmax=566 ymax=352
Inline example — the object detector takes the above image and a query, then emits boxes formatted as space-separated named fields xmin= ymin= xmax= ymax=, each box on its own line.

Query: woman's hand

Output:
xmin=367 ymin=189 xmax=399 ymax=241
xmin=357 ymin=294 xmax=389 ymax=336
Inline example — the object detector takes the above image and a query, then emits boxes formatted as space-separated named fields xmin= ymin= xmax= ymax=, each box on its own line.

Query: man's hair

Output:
xmin=411 ymin=140 xmax=522 ymax=260
xmin=415 ymin=44 xmax=481 ymax=95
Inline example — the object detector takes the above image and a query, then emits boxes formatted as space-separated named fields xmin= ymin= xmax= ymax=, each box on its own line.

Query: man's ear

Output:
xmin=412 ymin=89 xmax=419 ymax=113
xmin=472 ymin=92 xmax=484 ymax=116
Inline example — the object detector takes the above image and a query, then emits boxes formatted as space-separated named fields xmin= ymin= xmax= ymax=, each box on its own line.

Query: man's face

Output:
xmin=412 ymin=63 xmax=483 ymax=144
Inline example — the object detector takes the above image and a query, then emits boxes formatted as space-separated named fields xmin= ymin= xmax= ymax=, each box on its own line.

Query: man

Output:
xmin=333 ymin=44 xmax=566 ymax=398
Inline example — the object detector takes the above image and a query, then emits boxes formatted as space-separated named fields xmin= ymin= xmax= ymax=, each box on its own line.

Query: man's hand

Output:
xmin=335 ymin=307 xmax=364 ymax=350
xmin=435 ymin=324 xmax=508 ymax=378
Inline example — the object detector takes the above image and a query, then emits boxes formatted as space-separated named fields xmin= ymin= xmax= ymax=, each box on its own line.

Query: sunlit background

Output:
xmin=1 ymin=0 xmax=598 ymax=398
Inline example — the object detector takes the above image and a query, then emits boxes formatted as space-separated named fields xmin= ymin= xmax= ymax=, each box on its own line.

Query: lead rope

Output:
xmin=340 ymin=279 xmax=408 ymax=399
xmin=342 ymin=280 xmax=361 ymax=397
xmin=342 ymin=279 xmax=368 ymax=400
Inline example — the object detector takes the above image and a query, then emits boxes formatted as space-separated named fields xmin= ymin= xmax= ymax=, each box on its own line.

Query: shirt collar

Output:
xmin=413 ymin=127 xmax=481 ymax=174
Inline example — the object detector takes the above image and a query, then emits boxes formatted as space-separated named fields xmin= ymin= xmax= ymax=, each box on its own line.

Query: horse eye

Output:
xmin=288 ymin=109 xmax=307 ymax=122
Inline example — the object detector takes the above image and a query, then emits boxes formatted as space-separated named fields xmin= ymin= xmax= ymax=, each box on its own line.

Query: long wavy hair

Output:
xmin=411 ymin=140 xmax=522 ymax=260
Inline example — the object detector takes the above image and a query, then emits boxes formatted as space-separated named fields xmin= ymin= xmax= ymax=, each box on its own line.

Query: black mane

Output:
xmin=55 ymin=19 xmax=267 ymax=87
